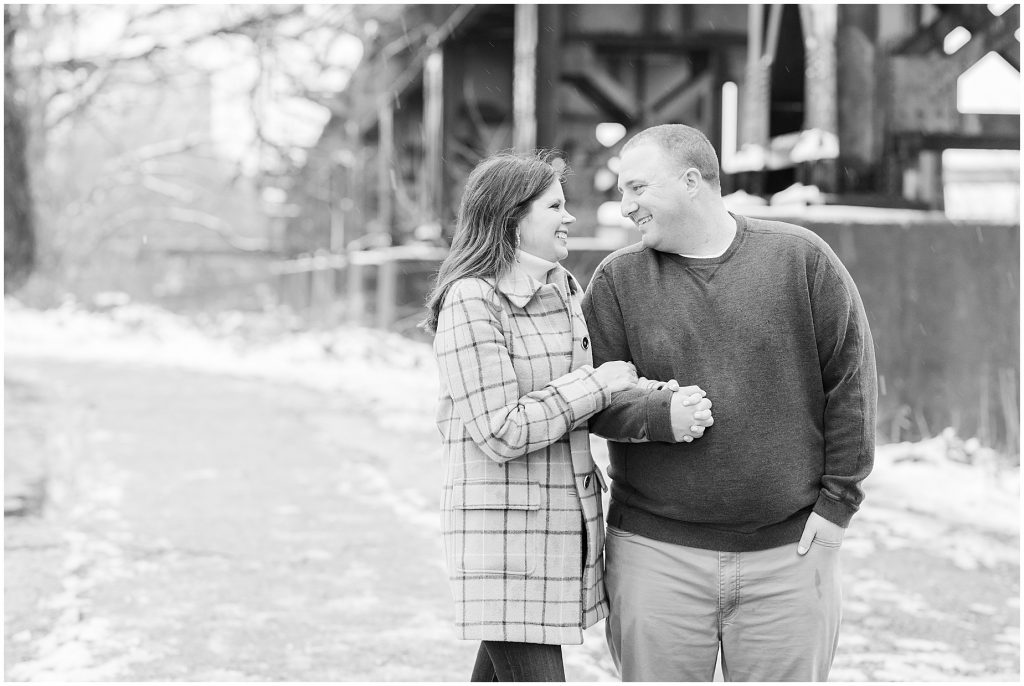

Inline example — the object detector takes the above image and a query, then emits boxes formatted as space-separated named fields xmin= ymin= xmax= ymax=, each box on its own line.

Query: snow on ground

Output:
xmin=4 ymin=298 xmax=439 ymax=433
xmin=6 ymin=298 xmax=1020 ymax=560
xmin=871 ymin=435 xmax=1019 ymax=536
xmin=6 ymin=298 xmax=1020 ymax=681
xmin=851 ymin=434 xmax=1019 ymax=573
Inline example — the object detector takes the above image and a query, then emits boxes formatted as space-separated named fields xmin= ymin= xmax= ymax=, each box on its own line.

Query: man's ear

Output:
xmin=683 ymin=168 xmax=703 ymax=195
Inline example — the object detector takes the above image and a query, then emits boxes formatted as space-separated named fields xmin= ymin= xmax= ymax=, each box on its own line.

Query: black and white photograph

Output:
xmin=4 ymin=3 xmax=1020 ymax=682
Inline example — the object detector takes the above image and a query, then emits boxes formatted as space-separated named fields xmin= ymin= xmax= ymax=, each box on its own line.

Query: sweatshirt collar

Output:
xmin=672 ymin=213 xmax=747 ymax=265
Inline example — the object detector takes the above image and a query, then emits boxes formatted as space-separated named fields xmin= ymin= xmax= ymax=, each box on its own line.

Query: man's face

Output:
xmin=617 ymin=144 xmax=691 ymax=252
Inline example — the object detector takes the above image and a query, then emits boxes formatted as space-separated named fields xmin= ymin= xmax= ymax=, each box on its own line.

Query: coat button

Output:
xmin=582 ymin=337 xmax=589 ymax=350
xmin=583 ymin=474 xmax=592 ymax=489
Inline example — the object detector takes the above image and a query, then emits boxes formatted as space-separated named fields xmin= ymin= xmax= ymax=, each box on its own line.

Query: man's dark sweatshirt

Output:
xmin=582 ymin=214 xmax=877 ymax=552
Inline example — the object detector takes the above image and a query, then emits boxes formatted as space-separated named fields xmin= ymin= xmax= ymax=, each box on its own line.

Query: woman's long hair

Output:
xmin=421 ymin=151 xmax=565 ymax=334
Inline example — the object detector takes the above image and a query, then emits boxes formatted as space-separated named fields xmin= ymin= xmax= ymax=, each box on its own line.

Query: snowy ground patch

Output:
xmin=5 ymin=299 xmax=439 ymax=429
xmin=853 ymin=435 xmax=1019 ymax=571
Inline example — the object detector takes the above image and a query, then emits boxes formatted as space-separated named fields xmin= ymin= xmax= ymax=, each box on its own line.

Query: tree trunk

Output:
xmin=4 ymin=5 xmax=36 ymax=293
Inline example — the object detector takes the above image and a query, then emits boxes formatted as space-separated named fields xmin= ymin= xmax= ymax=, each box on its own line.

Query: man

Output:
xmin=582 ymin=124 xmax=877 ymax=682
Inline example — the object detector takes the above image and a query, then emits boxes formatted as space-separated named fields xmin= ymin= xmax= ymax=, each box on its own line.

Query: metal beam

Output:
xmin=650 ymin=70 xmax=714 ymax=124
xmin=974 ymin=4 xmax=1021 ymax=70
xmin=392 ymin=4 xmax=479 ymax=97
xmin=644 ymin=65 xmax=703 ymax=115
xmin=895 ymin=128 xmax=1020 ymax=152
xmin=997 ymin=47 xmax=1020 ymax=72
xmin=893 ymin=11 xmax=962 ymax=55
xmin=358 ymin=4 xmax=483 ymax=135
xmin=562 ymin=42 xmax=639 ymax=125
xmin=560 ymin=32 xmax=747 ymax=52
xmin=893 ymin=3 xmax=1020 ymax=59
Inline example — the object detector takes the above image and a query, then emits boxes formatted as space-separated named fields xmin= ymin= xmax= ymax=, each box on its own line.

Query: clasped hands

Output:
xmin=594 ymin=361 xmax=714 ymax=443
xmin=662 ymin=380 xmax=713 ymax=443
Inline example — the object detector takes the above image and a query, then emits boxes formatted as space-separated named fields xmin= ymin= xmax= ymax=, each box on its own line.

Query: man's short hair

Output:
xmin=622 ymin=124 xmax=721 ymax=189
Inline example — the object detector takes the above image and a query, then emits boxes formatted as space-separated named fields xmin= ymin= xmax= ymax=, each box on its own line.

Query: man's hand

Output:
xmin=797 ymin=512 xmax=845 ymax=555
xmin=669 ymin=389 xmax=713 ymax=443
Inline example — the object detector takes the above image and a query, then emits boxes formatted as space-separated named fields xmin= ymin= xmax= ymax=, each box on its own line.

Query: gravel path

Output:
xmin=5 ymin=358 xmax=507 ymax=680
xmin=5 ymin=355 xmax=1018 ymax=681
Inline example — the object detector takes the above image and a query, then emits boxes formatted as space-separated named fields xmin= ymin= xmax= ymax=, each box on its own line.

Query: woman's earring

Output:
xmin=515 ymin=231 xmax=521 ymax=248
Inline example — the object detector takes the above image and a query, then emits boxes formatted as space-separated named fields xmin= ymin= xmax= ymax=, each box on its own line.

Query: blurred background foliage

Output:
xmin=4 ymin=4 xmax=381 ymax=298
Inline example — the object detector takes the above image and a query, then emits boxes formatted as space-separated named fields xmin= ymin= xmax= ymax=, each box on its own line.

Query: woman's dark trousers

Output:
xmin=470 ymin=640 xmax=565 ymax=682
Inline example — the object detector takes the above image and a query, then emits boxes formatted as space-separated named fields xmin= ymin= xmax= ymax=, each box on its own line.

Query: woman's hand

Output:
xmin=594 ymin=361 xmax=639 ymax=393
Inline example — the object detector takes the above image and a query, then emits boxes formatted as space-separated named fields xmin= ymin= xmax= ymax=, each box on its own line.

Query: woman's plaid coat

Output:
xmin=433 ymin=263 xmax=612 ymax=645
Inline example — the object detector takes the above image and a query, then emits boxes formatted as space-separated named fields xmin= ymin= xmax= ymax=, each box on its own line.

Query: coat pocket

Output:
xmin=451 ymin=479 xmax=541 ymax=576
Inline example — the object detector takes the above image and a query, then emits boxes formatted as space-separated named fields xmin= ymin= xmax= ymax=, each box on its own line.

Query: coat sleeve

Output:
xmin=434 ymin=279 xmax=612 ymax=463
xmin=810 ymin=247 xmax=878 ymax=527
xmin=581 ymin=267 xmax=676 ymax=443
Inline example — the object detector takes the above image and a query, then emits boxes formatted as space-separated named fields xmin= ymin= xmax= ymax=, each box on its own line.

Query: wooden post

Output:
xmin=800 ymin=4 xmax=840 ymax=192
xmin=347 ymin=260 xmax=364 ymax=325
xmin=376 ymin=256 xmax=398 ymax=330
xmin=837 ymin=5 xmax=879 ymax=192
xmin=535 ymin=4 xmax=561 ymax=150
xmin=345 ymin=121 xmax=363 ymax=246
xmin=311 ymin=267 xmax=333 ymax=323
xmin=329 ymin=161 xmax=345 ymax=253
xmin=513 ymin=4 xmax=538 ymax=153
xmin=743 ymin=4 xmax=771 ymax=195
xmin=744 ymin=5 xmax=764 ymax=148
xmin=441 ymin=41 xmax=463 ymax=232
xmin=707 ymin=50 xmax=725 ymax=161
xmin=377 ymin=98 xmax=394 ymax=237
xmin=918 ymin=149 xmax=944 ymax=210
xmin=423 ymin=48 xmax=444 ymax=223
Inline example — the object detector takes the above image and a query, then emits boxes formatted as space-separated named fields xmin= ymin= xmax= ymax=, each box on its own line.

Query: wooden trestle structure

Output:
xmin=321 ymin=3 xmax=1019 ymax=248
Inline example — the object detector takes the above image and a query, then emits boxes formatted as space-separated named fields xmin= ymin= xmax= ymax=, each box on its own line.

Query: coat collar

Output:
xmin=494 ymin=260 xmax=580 ymax=308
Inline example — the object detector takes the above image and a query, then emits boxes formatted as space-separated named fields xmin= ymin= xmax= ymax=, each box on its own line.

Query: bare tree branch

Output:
xmin=11 ymin=3 xmax=372 ymax=288
xmin=108 ymin=133 xmax=207 ymax=169
xmin=43 ymin=68 xmax=114 ymax=130
xmin=81 ymin=205 xmax=270 ymax=258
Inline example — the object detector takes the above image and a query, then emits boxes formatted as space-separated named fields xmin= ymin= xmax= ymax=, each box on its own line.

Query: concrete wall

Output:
xmin=816 ymin=220 xmax=1018 ymax=453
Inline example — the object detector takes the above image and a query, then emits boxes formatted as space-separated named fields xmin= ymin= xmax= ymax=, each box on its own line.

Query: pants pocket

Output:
xmin=606 ymin=524 xmax=637 ymax=538
xmin=810 ymin=537 xmax=843 ymax=549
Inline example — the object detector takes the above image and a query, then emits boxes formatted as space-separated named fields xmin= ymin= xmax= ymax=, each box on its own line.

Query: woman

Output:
xmin=423 ymin=151 xmax=711 ymax=681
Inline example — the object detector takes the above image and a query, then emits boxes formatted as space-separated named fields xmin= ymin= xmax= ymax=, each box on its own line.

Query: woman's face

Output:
xmin=517 ymin=179 xmax=575 ymax=263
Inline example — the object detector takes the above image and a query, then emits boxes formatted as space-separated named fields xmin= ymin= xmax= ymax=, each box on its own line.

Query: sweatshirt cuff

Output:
xmin=813 ymin=490 xmax=857 ymax=528
xmin=645 ymin=388 xmax=676 ymax=442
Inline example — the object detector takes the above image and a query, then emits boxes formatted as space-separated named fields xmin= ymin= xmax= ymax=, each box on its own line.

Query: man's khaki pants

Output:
xmin=604 ymin=526 xmax=842 ymax=682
